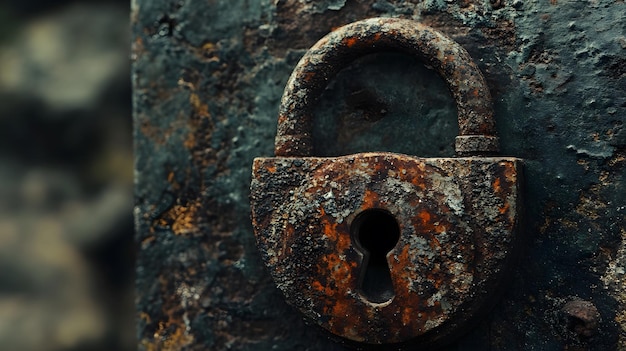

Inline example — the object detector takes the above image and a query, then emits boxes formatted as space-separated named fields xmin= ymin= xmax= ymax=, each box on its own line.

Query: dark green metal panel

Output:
xmin=133 ymin=1 xmax=626 ymax=350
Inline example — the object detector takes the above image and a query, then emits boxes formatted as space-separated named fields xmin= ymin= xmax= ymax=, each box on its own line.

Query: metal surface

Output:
xmin=275 ymin=18 xmax=499 ymax=157
xmin=134 ymin=0 xmax=626 ymax=350
xmin=251 ymin=155 xmax=521 ymax=347
xmin=251 ymin=18 xmax=522 ymax=347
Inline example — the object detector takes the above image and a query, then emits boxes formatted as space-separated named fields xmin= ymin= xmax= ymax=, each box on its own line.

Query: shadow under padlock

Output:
xmin=250 ymin=17 xmax=523 ymax=349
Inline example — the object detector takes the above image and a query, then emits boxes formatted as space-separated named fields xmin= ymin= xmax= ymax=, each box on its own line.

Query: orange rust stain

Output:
xmin=315 ymin=255 xmax=355 ymax=321
xmin=201 ymin=42 xmax=218 ymax=60
xmin=330 ymin=298 xmax=349 ymax=318
xmin=141 ymin=235 xmax=156 ymax=247
xmin=330 ymin=299 xmax=360 ymax=335
xmin=322 ymin=251 xmax=352 ymax=284
xmin=373 ymin=33 xmax=382 ymax=41
xmin=302 ymin=72 xmax=316 ymax=82
xmin=160 ymin=324 xmax=194 ymax=350
xmin=405 ymin=168 xmax=426 ymax=189
xmin=402 ymin=307 xmax=413 ymax=326
xmin=142 ymin=316 xmax=194 ymax=350
xmin=266 ymin=165 xmax=277 ymax=173
xmin=435 ymin=224 xmax=447 ymax=234
xmin=502 ymin=163 xmax=517 ymax=180
xmin=411 ymin=179 xmax=427 ymax=190
xmin=362 ymin=190 xmax=380 ymax=209
xmin=472 ymin=88 xmax=480 ymax=97
xmin=166 ymin=171 xmax=182 ymax=191
xmin=157 ymin=201 xmax=200 ymax=235
xmin=493 ymin=177 xmax=502 ymax=192
xmin=342 ymin=37 xmax=359 ymax=47
xmin=318 ymin=208 xmax=353 ymax=299
xmin=499 ymin=202 xmax=510 ymax=215
xmin=321 ymin=216 xmax=346 ymax=250
xmin=418 ymin=210 xmax=431 ymax=224
xmin=392 ymin=245 xmax=413 ymax=291
xmin=189 ymin=93 xmax=210 ymax=118
xmin=202 ymin=42 xmax=215 ymax=50
xmin=312 ymin=280 xmax=333 ymax=297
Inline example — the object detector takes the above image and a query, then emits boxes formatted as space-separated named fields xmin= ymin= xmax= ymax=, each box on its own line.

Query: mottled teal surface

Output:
xmin=134 ymin=1 xmax=626 ymax=349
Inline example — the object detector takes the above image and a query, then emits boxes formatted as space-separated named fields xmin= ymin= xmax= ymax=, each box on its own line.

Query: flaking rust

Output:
xmin=251 ymin=153 xmax=522 ymax=347
xmin=250 ymin=18 xmax=523 ymax=348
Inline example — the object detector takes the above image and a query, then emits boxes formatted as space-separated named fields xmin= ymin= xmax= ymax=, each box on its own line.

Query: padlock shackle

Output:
xmin=275 ymin=17 xmax=499 ymax=157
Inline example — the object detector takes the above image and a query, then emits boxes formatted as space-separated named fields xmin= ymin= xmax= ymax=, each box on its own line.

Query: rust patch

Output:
xmin=493 ymin=177 xmax=502 ymax=192
xmin=361 ymin=189 xmax=380 ymax=209
xmin=156 ymin=201 xmax=200 ymax=235
xmin=251 ymin=154 xmax=522 ymax=346
xmin=342 ymin=36 xmax=359 ymax=47
xmin=141 ymin=235 xmax=156 ymax=249
xmin=189 ymin=92 xmax=210 ymax=118
xmin=141 ymin=322 xmax=194 ymax=351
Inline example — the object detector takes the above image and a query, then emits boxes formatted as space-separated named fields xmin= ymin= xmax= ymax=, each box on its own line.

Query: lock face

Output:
xmin=250 ymin=18 xmax=523 ymax=347
xmin=251 ymin=154 xmax=521 ymax=345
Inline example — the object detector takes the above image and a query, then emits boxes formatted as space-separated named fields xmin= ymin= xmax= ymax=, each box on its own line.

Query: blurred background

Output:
xmin=0 ymin=0 xmax=134 ymax=350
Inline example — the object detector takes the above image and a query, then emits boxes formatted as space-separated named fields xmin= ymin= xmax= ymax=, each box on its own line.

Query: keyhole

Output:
xmin=351 ymin=209 xmax=400 ymax=303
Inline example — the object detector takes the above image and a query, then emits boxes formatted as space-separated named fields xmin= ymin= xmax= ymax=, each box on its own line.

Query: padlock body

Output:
xmin=250 ymin=152 xmax=522 ymax=346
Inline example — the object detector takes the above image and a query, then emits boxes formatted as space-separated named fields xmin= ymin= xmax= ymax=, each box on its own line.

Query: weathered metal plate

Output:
xmin=250 ymin=153 xmax=522 ymax=347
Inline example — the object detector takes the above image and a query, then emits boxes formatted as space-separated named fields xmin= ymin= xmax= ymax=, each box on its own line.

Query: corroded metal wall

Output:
xmin=133 ymin=1 xmax=626 ymax=350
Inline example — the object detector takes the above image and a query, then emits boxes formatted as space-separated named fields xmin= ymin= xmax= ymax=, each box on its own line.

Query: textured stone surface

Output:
xmin=134 ymin=0 xmax=626 ymax=350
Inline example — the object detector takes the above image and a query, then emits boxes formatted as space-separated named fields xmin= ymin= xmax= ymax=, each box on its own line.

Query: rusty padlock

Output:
xmin=250 ymin=18 xmax=522 ymax=348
